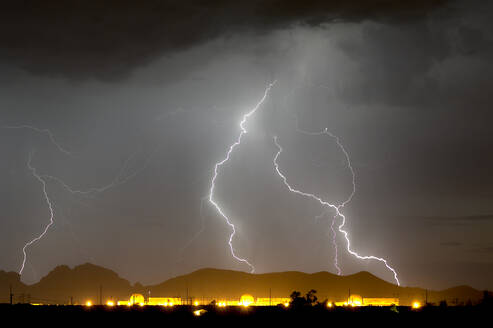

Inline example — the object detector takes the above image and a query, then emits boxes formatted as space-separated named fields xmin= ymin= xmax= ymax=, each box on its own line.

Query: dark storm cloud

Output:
xmin=0 ymin=0 xmax=448 ymax=80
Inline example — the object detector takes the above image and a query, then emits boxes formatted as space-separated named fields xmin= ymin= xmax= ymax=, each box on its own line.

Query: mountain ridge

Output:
xmin=0 ymin=263 xmax=485 ymax=305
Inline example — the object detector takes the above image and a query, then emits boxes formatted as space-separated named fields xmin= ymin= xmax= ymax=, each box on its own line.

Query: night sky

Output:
xmin=1 ymin=0 xmax=492 ymax=290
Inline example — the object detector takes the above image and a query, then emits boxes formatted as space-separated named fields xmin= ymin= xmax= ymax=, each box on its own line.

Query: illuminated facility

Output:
xmin=333 ymin=294 xmax=399 ymax=307
xmin=113 ymin=293 xmax=407 ymax=308
xmin=116 ymin=294 xmax=290 ymax=307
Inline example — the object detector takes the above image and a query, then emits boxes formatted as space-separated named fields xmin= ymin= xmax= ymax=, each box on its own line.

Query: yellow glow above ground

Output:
xmin=115 ymin=294 xmax=406 ymax=308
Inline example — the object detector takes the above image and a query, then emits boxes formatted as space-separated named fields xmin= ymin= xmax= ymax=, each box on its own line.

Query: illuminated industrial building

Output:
xmin=255 ymin=297 xmax=291 ymax=306
xmin=117 ymin=293 xmax=145 ymax=306
xmin=117 ymin=293 xmax=398 ymax=308
xmin=117 ymin=293 xmax=290 ymax=307
xmin=334 ymin=294 xmax=399 ymax=307
xmin=362 ymin=297 xmax=399 ymax=306
xmin=147 ymin=297 xmax=182 ymax=306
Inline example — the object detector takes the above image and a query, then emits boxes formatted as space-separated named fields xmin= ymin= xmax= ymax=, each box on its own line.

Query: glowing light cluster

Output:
xmin=194 ymin=309 xmax=207 ymax=316
xmin=240 ymin=294 xmax=255 ymax=307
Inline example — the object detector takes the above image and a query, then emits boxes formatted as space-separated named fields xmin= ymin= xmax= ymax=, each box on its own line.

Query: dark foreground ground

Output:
xmin=1 ymin=304 xmax=489 ymax=326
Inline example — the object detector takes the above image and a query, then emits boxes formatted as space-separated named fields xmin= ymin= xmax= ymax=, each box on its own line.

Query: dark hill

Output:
xmin=0 ymin=270 xmax=27 ymax=303
xmin=1 ymin=264 xmax=485 ymax=305
xmin=147 ymin=268 xmax=483 ymax=305
xmin=14 ymin=263 xmax=135 ymax=304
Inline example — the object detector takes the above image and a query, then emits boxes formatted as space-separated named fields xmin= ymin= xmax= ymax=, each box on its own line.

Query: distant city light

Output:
xmin=106 ymin=300 xmax=115 ymax=307
xmin=412 ymin=301 xmax=421 ymax=309
xmin=240 ymin=294 xmax=254 ymax=307
xmin=85 ymin=301 xmax=92 ymax=307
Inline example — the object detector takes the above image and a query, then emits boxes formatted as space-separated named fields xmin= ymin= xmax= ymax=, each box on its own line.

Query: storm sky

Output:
xmin=1 ymin=0 xmax=493 ymax=290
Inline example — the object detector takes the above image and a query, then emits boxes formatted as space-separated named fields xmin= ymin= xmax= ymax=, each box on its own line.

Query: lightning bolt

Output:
xmin=330 ymin=214 xmax=341 ymax=275
xmin=208 ymin=81 xmax=276 ymax=273
xmin=178 ymin=195 xmax=208 ymax=257
xmin=5 ymin=124 xmax=159 ymax=276
xmin=17 ymin=147 xmax=158 ymax=275
xmin=314 ymin=209 xmax=341 ymax=275
xmin=295 ymin=126 xmax=356 ymax=275
xmin=20 ymin=152 xmax=56 ymax=275
xmin=41 ymin=148 xmax=157 ymax=197
xmin=273 ymin=135 xmax=400 ymax=285
xmin=3 ymin=125 xmax=71 ymax=155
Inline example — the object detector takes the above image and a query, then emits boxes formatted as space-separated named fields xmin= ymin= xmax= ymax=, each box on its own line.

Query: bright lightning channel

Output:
xmin=208 ymin=81 xmax=276 ymax=273
xmin=20 ymin=152 xmax=56 ymax=275
xmin=273 ymin=135 xmax=400 ymax=285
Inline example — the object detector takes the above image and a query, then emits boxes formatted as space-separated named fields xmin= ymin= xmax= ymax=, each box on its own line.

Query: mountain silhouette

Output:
xmin=0 ymin=264 xmax=484 ymax=305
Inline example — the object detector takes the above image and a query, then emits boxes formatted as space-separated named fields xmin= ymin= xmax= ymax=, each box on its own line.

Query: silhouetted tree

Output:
xmin=290 ymin=291 xmax=301 ymax=300
xmin=289 ymin=290 xmax=318 ymax=308
xmin=480 ymin=290 xmax=493 ymax=307
xmin=289 ymin=291 xmax=306 ymax=308
xmin=305 ymin=289 xmax=318 ymax=305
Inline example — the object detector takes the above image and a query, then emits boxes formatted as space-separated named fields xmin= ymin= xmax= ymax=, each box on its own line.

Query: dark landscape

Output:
xmin=0 ymin=263 xmax=486 ymax=306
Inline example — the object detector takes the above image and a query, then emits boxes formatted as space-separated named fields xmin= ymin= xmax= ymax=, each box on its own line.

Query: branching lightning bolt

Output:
xmin=208 ymin=81 xmax=276 ymax=273
xmin=5 ymin=124 xmax=160 ymax=275
xmin=20 ymin=152 xmax=56 ymax=275
xmin=330 ymin=214 xmax=341 ymax=275
xmin=3 ymin=125 xmax=71 ymax=155
xmin=314 ymin=208 xmax=341 ymax=275
xmin=273 ymin=135 xmax=400 ymax=285
xmin=42 ymin=148 xmax=157 ymax=197
xmin=295 ymin=126 xmax=356 ymax=275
